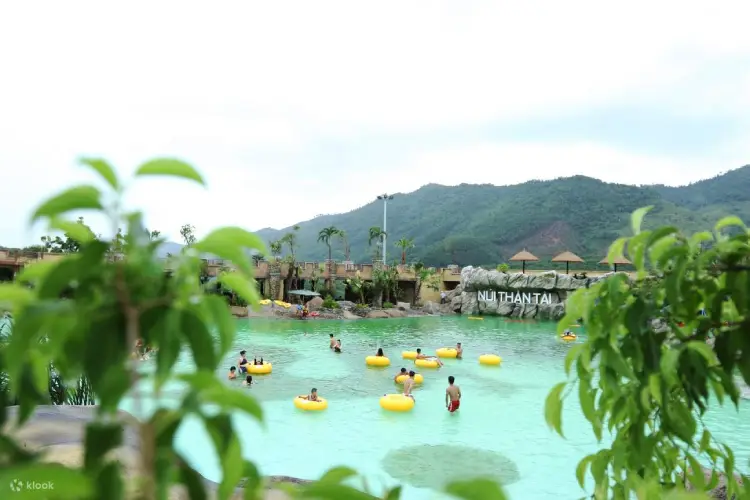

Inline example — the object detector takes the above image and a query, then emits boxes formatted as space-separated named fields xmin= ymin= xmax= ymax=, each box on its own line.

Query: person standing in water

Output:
xmin=334 ymin=339 xmax=342 ymax=353
xmin=403 ymin=371 xmax=417 ymax=401
xmin=238 ymin=350 xmax=249 ymax=373
xmin=445 ymin=376 xmax=461 ymax=413
xmin=329 ymin=333 xmax=336 ymax=349
xmin=455 ymin=343 xmax=463 ymax=359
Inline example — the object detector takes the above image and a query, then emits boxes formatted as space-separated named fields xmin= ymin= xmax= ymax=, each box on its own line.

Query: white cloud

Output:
xmin=0 ymin=0 xmax=749 ymax=245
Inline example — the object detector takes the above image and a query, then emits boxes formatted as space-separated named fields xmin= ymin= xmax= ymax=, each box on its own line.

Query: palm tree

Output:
xmin=317 ymin=226 xmax=340 ymax=289
xmin=281 ymin=226 xmax=300 ymax=298
xmin=395 ymin=237 xmax=415 ymax=265
xmin=338 ymin=230 xmax=351 ymax=262
xmin=368 ymin=226 xmax=385 ymax=262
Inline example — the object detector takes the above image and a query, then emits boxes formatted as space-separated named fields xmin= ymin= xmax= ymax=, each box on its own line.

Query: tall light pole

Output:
xmin=377 ymin=193 xmax=394 ymax=264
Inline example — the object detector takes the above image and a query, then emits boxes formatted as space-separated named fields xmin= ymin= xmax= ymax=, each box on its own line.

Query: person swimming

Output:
xmin=228 ymin=366 xmax=237 ymax=380
xmin=242 ymin=375 xmax=253 ymax=386
xmin=303 ymin=388 xmax=320 ymax=401
xmin=253 ymin=357 xmax=264 ymax=365
xmin=455 ymin=342 xmax=463 ymax=359
xmin=376 ymin=347 xmax=384 ymax=357
xmin=334 ymin=339 xmax=342 ymax=353
xmin=238 ymin=350 xmax=249 ymax=373
xmin=415 ymin=348 xmax=443 ymax=366
xmin=394 ymin=367 xmax=407 ymax=382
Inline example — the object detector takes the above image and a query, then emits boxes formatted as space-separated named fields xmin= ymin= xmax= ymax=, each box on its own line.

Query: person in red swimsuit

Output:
xmin=445 ymin=375 xmax=461 ymax=413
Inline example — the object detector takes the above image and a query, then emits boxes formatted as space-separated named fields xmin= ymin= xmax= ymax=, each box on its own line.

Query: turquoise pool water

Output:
xmin=120 ymin=317 xmax=750 ymax=499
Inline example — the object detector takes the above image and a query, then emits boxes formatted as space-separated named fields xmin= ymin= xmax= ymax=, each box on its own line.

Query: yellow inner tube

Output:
xmin=294 ymin=396 xmax=328 ymax=411
xmin=436 ymin=347 xmax=458 ymax=359
xmin=415 ymin=358 xmax=439 ymax=369
xmin=402 ymin=351 xmax=418 ymax=360
xmin=395 ymin=373 xmax=424 ymax=384
xmin=479 ymin=354 xmax=502 ymax=366
xmin=259 ymin=299 xmax=271 ymax=305
xmin=561 ymin=335 xmax=576 ymax=342
xmin=365 ymin=355 xmax=391 ymax=367
xmin=248 ymin=362 xmax=273 ymax=374
xmin=380 ymin=394 xmax=415 ymax=412
xmin=468 ymin=316 xmax=484 ymax=320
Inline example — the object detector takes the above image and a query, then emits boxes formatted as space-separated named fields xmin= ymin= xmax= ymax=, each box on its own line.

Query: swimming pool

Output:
xmin=120 ymin=316 xmax=750 ymax=499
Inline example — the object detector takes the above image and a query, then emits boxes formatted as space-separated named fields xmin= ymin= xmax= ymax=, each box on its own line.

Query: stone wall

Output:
xmin=452 ymin=266 xmax=615 ymax=320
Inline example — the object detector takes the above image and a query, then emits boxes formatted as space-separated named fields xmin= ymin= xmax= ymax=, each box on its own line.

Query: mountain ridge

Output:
xmin=166 ymin=166 xmax=750 ymax=266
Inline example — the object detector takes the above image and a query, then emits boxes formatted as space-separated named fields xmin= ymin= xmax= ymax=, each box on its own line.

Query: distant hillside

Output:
xmin=252 ymin=165 xmax=750 ymax=267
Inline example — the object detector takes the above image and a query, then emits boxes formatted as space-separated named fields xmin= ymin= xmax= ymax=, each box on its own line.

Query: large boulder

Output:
xmin=456 ymin=266 xmax=620 ymax=319
xmin=306 ymin=296 xmax=324 ymax=311
xmin=422 ymin=301 xmax=441 ymax=315
xmin=366 ymin=310 xmax=390 ymax=319
xmin=385 ymin=309 xmax=407 ymax=318
xmin=396 ymin=301 xmax=411 ymax=311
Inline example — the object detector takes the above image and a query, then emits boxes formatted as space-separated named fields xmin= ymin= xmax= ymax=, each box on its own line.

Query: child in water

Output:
xmin=243 ymin=375 xmax=254 ymax=387
xmin=334 ymin=340 xmax=342 ymax=353
xmin=227 ymin=366 xmax=237 ymax=380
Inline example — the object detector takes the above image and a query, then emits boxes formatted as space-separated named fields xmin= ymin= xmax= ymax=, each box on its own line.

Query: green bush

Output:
xmin=382 ymin=301 xmax=394 ymax=309
xmin=321 ymin=295 xmax=339 ymax=309
xmin=496 ymin=263 xmax=509 ymax=272
xmin=547 ymin=207 xmax=750 ymax=498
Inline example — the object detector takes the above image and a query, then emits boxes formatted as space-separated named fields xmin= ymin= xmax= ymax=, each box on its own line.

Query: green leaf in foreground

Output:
xmin=135 ymin=158 xmax=206 ymax=186
xmin=445 ymin=478 xmax=507 ymax=499
xmin=79 ymin=157 xmax=119 ymax=189
xmin=0 ymin=464 xmax=93 ymax=498
xmin=544 ymin=381 xmax=566 ymax=437
xmin=49 ymin=217 xmax=96 ymax=244
xmin=631 ymin=205 xmax=653 ymax=235
xmin=318 ymin=466 xmax=358 ymax=484
xmin=30 ymin=185 xmax=103 ymax=223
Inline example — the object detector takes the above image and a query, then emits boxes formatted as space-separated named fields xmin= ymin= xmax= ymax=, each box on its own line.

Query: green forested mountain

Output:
xmin=256 ymin=166 xmax=750 ymax=268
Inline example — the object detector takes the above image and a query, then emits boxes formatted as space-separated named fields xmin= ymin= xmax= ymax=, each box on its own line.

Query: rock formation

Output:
xmin=453 ymin=267 xmax=619 ymax=320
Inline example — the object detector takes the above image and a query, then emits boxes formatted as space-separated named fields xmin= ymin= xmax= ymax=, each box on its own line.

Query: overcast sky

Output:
xmin=1 ymin=1 xmax=749 ymax=246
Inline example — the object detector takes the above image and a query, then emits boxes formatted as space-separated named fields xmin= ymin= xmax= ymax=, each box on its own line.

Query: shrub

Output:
xmin=321 ymin=295 xmax=339 ymax=309
xmin=496 ymin=263 xmax=509 ymax=272
xmin=382 ymin=301 xmax=394 ymax=309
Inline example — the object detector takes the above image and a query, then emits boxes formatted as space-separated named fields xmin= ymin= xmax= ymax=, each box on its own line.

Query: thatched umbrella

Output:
xmin=552 ymin=250 xmax=584 ymax=275
xmin=509 ymin=249 xmax=539 ymax=274
xmin=599 ymin=254 xmax=632 ymax=272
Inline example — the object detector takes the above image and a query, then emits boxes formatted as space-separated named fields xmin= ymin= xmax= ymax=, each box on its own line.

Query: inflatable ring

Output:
xmin=436 ymin=347 xmax=458 ymax=359
xmin=248 ymin=362 xmax=273 ymax=374
xmin=366 ymin=356 xmax=391 ymax=367
xmin=415 ymin=358 xmax=439 ymax=369
xmin=395 ymin=373 xmax=424 ymax=384
xmin=380 ymin=394 xmax=415 ymax=412
xmin=479 ymin=354 xmax=502 ymax=366
xmin=402 ymin=351 xmax=418 ymax=360
xmin=561 ymin=335 xmax=576 ymax=342
xmin=294 ymin=396 xmax=328 ymax=411
xmin=259 ymin=299 xmax=271 ymax=305
xmin=468 ymin=316 xmax=484 ymax=320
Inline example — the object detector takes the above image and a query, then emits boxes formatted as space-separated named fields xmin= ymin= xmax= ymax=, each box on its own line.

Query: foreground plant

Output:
xmin=0 ymin=157 xmax=506 ymax=500
xmin=547 ymin=207 xmax=750 ymax=499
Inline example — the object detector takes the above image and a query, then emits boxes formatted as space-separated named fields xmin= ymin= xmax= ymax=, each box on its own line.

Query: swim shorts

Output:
xmin=448 ymin=400 xmax=460 ymax=412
